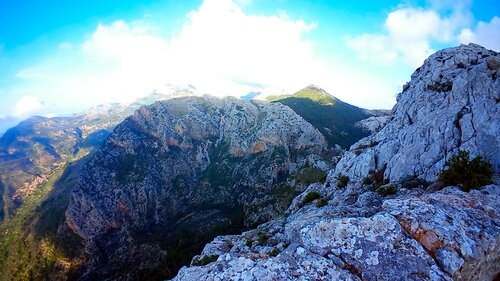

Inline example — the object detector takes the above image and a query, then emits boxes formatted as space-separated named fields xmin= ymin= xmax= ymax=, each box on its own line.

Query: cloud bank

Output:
xmin=5 ymin=0 xmax=320 ymax=116
xmin=347 ymin=1 xmax=498 ymax=68
xmin=1 ymin=0 xmax=498 ymax=133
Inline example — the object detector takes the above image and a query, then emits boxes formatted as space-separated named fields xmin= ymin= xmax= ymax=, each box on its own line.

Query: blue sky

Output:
xmin=0 ymin=0 xmax=499 ymax=132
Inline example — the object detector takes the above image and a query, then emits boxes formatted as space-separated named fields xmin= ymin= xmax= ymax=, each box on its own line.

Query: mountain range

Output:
xmin=0 ymin=43 xmax=498 ymax=281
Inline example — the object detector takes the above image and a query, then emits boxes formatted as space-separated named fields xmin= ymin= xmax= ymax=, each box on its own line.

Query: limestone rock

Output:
xmin=332 ymin=43 xmax=500 ymax=182
xmin=175 ymin=244 xmax=360 ymax=281
xmin=355 ymin=115 xmax=391 ymax=133
xmin=383 ymin=185 xmax=500 ymax=280
xmin=173 ymin=183 xmax=498 ymax=281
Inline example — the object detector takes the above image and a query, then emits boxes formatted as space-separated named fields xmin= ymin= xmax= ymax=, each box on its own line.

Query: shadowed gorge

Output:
xmin=0 ymin=155 xmax=90 ymax=281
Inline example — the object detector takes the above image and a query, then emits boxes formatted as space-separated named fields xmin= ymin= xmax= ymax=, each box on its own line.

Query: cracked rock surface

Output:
xmin=173 ymin=184 xmax=498 ymax=281
xmin=332 ymin=43 xmax=499 ymax=182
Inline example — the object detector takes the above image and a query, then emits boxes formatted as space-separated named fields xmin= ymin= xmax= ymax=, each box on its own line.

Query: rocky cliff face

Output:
xmin=333 ymin=43 xmax=499 ymax=182
xmin=65 ymin=96 xmax=328 ymax=279
xmin=172 ymin=44 xmax=500 ymax=281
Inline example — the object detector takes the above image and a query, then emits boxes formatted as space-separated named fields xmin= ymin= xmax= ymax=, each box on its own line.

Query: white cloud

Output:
xmin=8 ymin=0 xmax=321 ymax=111
xmin=164 ymin=0 xmax=318 ymax=94
xmin=13 ymin=96 xmax=44 ymax=117
xmin=8 ymin=0 xmax=457 ymax=127
xmin=233 ymin=0 xmax=253 ymax=6
xmin=458 ymin=16 xmax=500 ymax=51
xmin=346 ymin=3 xmax=473 ymax=68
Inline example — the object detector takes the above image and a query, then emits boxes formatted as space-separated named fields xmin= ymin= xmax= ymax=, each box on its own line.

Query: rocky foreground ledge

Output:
xmin=172 ymin=184 xmax=499 ymax=281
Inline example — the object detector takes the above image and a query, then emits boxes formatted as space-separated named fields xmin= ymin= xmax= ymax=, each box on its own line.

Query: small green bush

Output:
xmin=269 ymin=248 xmax=280 ymax=257
xmin=301 ymin=191 xmax=321 ymax=205
xmin=336 ymin=175 xmax=349 ymax=188
xmin=258 ymin=232 xmax=269 ymax=245
xmin=439 ymin=150 xmax=493 ymax=191
xmin=193 ymin=255 xmax=219 ymax=266
xmin=427 ymin=81 xmax=453 ymax=92
xmin=368 ymin=163 xmax=388 ymax=188
xmin=316 ymin=198 xmax=328 ymax=207
xmin=376 ymin=185 xmax=397 ymax=197
xmin=245 ymin=238 xmax=253 ymax=247
xmin=296 ymin=167 xmax=327 ymax=185
xmin=362 ymin=176 xmax=373 ymax=185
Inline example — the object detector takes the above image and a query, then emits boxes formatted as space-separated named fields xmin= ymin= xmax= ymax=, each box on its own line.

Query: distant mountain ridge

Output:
xmin=0 ymin=86 xmax=195 ymax=221
xmin=266 ymin=85 xmax=375 ymax=148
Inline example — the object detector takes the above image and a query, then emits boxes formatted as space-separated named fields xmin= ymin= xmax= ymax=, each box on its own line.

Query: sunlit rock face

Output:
xmin=65 ymin=96 xmax=328 ymax=279
xmin=332 ymin=43 xmax=499 ymax=182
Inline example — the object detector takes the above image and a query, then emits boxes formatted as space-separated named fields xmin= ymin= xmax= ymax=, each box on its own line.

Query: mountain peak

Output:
xmin=294 ymin=85 xmax=337 ymax=106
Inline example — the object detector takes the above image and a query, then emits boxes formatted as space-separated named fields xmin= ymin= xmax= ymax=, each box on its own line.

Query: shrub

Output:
xmin=258 ymin=232 xmax=269 ymax=245
xmin=245 ymin=238 xmax=253 ymax=247
xmin=362 ymin=176 xmax=373 ymax=185
xmin=376 ymin=185 xmax=397 ymax=197
xmin=269 ymin=248 xmax=280 ymax=257
xmin=439 ymin=150 xmax=493 ymax=191
xmin=192 ymin=255 xmax=219 ymax=266
xmin=296 ymin=167 xmax=327 ymax=185
xmin=427 ymin=81 xmax=453 ymax=92
xmin=336 ymin=175 xmax=349 ymax=188
xmin=368 ymin=163 xmax=388 ymax=188
xmin=316 ymin=198 xmax=328 ymax=207
xmin=301 ymin=191 xmax=321 ymax=205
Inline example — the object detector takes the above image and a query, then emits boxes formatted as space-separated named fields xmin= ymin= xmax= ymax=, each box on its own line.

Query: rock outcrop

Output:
xmin=173 ymin=184 xmax=499 ymax=281
xmin=355 ymin=115 xmax=390 ymax=133
xmin=333 ymin=43 xmax=499 ymax=182
xmin=65 ymin=96 xmax=329 ymax=279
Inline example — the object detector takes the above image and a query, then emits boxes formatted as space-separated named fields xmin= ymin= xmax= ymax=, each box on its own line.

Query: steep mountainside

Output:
xmin=0 ymin=114 xmax=119 ymax=221
xmin=65 ymin=96 xmax=329 ymax=279
xmin=266 ymin=86 xmax=374 ymax=148
xmin=0 ymin=87 xmax=202 ymax=280
xmin=172 ymin=44 xmax=499 ymax=281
